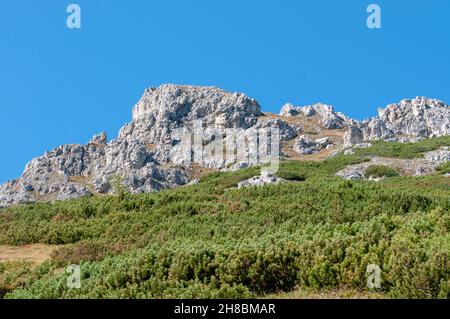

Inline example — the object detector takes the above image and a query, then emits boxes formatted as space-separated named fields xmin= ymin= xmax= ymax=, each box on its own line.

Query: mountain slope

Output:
xmin=0 ymin=138 xmax=449 ymax=299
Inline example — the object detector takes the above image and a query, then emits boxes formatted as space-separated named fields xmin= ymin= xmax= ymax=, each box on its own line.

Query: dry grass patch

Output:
xmin=0 ymin=244 xmax=59 ymax=264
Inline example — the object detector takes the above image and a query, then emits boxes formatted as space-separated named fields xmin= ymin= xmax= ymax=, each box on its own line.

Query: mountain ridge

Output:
xmin=0 ymin=84 xmax=449 ymax=207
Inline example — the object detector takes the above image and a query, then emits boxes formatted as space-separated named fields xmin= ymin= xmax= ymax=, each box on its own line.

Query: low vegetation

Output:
xmin=364 ymin=165 xmax=399 ymax=178
xmin=354 ymin=136 xmax=450 ymax=159
xmin=0 ymin=261 xmax=35 ymax=298
xmin=0 ymin=137 xmax=449 ymax=299
xmin=438 ymin=162 xmax=450 ymax=175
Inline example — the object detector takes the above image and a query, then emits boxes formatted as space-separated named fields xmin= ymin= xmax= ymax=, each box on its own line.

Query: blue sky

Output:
xmin=0 ymin=0 xmax=449 ymax=183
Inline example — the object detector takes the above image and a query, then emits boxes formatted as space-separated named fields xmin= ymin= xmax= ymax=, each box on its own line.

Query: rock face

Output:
xmin=344 ymin=97 xmax=450 ymax=146
xmin=119 ymin=85 xmax=262 ymax=165
xmin=0 ymin=84 xmax=263 ymax=207
xmin=252 ymin=119 xmax=298 ymax=142
xmin=379 ymin=97 xmax=449 ymax=138
xmin=293 ymin=135 xmax=332 ymax=155
xmin=0 ymin=85 xmax=449 ymax=207
xmin=280 ymin=103 xmax=351 ymax=129
xmin=237 ymin=171 xmax=283 ymax=188
xmin=0 ymin=133 xmax=188 ymax=207
xmin=343 ymin=126 xmax=365 ymax=148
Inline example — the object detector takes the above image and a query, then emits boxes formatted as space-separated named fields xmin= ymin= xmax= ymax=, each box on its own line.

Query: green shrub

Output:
xmin=0 ymin=261 xmax=34 ymax=299
xmin=51 ymin=241 xmax=111 ymax=266
xmin=354 ymin=136 xmax=450 ymax=159
xmin=1 ymin=137 xmax=449 ymax=299
xmin=364 ymin=165 xmax=399 ymax=178
xmin=277 ymin=171 xmax=305 ymax=181
xmin=437 ymin=162 xmax=450 ymax=175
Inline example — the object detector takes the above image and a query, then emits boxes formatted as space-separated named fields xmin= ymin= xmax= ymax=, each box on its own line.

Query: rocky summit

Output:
xmin=0 ymin=85 xmax=449 ymax=207
xmin=344 ymin=97 xmax=450 ymax=147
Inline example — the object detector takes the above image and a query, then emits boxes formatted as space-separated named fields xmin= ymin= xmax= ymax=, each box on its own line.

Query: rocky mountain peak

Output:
xmin=0 ymin=85 xmax=265 ymax=207
xmin=279 ymin=102 xmax=352 ymax=129
xmin=345 ymin=97 xmax=450 ymax=147
xmin=89 ymin=132 xmax=107 ymax=145
xmin=0 ymin=85 xmax=449 ymax=208
xmin=119 ymin=84 xmax=263 ymax=153
xmin=378 ymin=96 xmax=448 ymax=120
xmin=131 ymin=84 xmax=261 ymax=125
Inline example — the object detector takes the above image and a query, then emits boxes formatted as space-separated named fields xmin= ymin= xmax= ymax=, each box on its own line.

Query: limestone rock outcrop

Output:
xmin=344 ymin=97 xmax=450 ymax=146
xmin=293 ymin=135 xmax=332 ymax=155
xmin=0 ymin=85 xmax=264 ymax=207
xmin=0 ymin=85 xmax=449 ymax=207
xmin=252 ymin=119 xmax=298 ymax=141
xmin=280 ymin=103 xmax=351 ymax=129
xmin=237 ymin=171 xmax=283 ymax=188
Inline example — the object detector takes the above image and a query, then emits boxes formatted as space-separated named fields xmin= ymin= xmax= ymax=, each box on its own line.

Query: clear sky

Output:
xmin=0 ymin=0 xmax=449 ymax=183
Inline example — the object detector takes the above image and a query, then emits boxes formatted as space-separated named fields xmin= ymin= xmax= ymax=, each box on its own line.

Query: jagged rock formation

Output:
xmin=237 ymin=171 xmax=283 ymax=188
xmin=280 ymin=103 xmax=352 ymax=129
xmin=293 ymin=136 xmax=332 ymax=155
xmin=252 ymin=119 xmax=298 ymax=141
xmin=0 ymin=132 xmax=188 ymax=207
xmin=344 ymin=97 xmax=450 ymax=147
xmin=0 ymin=85 xmax=266 ymax=207
xmin=119 ymin=85 xmax=263 ymax=164
xmin=0 ymin=85 xmax=449 ymax=207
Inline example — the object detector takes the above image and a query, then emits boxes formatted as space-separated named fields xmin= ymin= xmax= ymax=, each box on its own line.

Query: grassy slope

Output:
xmin=0 ymin=137 xmax=449 ymax=299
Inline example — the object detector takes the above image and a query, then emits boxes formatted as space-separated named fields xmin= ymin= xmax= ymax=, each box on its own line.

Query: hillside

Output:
xmin=1 ymin=137 xmax=449 ymax=299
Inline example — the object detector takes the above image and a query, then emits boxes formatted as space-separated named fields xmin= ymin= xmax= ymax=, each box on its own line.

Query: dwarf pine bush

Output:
xmin=438 ymin=162 xmax=450 ymax=174
xmin=364 ymin=165 xmax=399 ymax=178
xmin=1 ymin=137 xmax=449 ymax=299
